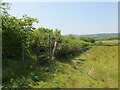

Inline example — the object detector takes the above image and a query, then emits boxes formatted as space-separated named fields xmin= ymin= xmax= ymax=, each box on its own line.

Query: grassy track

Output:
xmin=76 ymin=46 xmax=118 ymax=88
xmin=32 ymin=46 xmax=118 ymax=88
xmin=3 ymin=46 xmax=118 ymax=88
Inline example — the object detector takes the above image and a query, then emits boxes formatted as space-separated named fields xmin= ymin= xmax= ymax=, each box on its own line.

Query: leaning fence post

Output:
xmin=52 ymin=41 xmax=57 ymax=59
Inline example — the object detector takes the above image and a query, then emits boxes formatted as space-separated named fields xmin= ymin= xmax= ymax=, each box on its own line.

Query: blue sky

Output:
xmin=9 ymin=2 xmax=118 ymax=35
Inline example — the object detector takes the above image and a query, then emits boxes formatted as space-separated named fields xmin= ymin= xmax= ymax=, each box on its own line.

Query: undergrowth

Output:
xmin=2 ymin=46 xmax=118 ymax=88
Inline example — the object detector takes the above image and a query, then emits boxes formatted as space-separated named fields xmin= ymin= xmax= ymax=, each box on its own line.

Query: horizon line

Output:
xmin=62 ymin=32 xmax=118 ymax=35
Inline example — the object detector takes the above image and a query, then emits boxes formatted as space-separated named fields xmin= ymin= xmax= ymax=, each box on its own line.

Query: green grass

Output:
xmin=76 ymin=46 xmax=118 ymax=88
xmin=3 ymin=46 xmax=118 ymax=88
xmin=95 ymin=40 xmax=119 ymax=46
xmin=32 ymin=46 xmax=118 ymax=88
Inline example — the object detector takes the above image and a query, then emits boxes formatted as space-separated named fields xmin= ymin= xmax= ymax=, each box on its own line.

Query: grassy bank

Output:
xmin=31 ymin=46 xmax=118 ymax=88
xmin=3 ymin=46 xmax=118 ymax=88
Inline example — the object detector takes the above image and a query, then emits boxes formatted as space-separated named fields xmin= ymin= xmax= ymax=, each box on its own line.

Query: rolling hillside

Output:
xmin=65 ymin=33 xmax=118 ymax=40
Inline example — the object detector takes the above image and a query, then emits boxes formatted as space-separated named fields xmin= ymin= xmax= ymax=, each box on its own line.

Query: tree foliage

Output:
xmin=2 ymin=2 xmax=94 ymax=64
xmin=0 ymin=2 xmax=11 ymax=14
xmin=55 ymin=36 xmax=92 ymax=59
xmin=2 ymin=14 xmax=38 ymax=58
xmin=30 ymin=27 xmax=62 ymax=64
xmin=79 ymin=37 xmax=95 ymax=43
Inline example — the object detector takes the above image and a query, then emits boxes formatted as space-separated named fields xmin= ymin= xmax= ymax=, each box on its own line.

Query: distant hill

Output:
xmin=65 ymin=33 xmax=118 ymax=40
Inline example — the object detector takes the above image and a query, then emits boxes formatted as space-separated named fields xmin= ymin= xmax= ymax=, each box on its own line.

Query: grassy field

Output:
xmin=3 ymin=46 xmax=118 ymax=88
xmin=75 ymin=46 xmax=118 ymax=88
xmin=31 ymin=46 xmax=118 ymax=88
xmin=95 ymin=40 xmax=119 ymax=46
xmin=102 ymin=40 xmax=118 ymax=44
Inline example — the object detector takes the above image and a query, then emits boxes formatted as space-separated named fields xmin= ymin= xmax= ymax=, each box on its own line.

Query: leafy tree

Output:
xmin=2 ymin=14 xmax=38 ymax=58
xmin=0 ymin=2 xmax=11 ymax=14
xmin=30 ymin=27 xmax=62 ymax=64
xmin=66 ymin=34 xmax=76 ymax=40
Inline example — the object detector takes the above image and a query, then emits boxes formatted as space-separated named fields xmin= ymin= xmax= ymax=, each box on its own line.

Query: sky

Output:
xmin=8 ymin=2 xmax=118 ymax=35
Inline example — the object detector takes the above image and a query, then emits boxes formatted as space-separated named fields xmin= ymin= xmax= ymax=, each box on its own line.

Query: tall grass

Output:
xmin=77 ymin=46 xmax=118 ymax=88
xmin=3 ymin=46 xmax=118 ymax=88
xmin=32 ymin=46 xmax=118 ymax=88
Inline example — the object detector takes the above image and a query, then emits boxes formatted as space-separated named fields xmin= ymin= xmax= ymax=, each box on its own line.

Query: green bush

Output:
xmin=79 ymin=37 xmax=95 ymax=43
xmin=55 ymin=36 xmax=92 ymax=59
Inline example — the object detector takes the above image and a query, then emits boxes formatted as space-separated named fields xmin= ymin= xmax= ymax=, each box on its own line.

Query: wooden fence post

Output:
xmin=52 ymin=41 xmax=57 ymax=59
